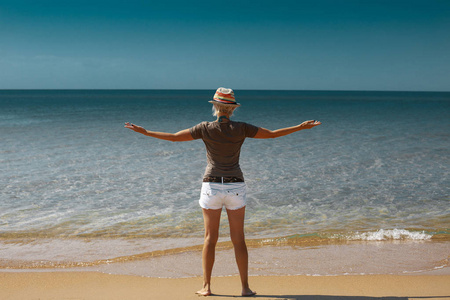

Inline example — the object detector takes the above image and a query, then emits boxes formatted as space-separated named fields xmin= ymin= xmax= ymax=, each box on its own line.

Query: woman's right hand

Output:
xmin=300 ymin=120 xmax=321 ymax=129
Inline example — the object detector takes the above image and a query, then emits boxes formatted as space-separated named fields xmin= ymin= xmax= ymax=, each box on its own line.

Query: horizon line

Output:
xmin=1 ymin=88 xmax=449 ymax=93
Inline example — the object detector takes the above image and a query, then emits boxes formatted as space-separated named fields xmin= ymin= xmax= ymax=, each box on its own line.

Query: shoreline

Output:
xmin=2 ymin=272 xmax=450 ymax=300
xmin=1 ymin=240 xmax=449 ymax=279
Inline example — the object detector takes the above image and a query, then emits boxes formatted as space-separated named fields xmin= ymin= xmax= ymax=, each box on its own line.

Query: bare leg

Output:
xmin=196 ymin=208 xmax=222 ymax=296
xmin=226 ymin=206 xmax=256 ymax=297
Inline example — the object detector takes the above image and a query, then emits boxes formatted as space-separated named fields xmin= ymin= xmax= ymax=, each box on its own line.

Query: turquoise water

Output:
xmin=0 ymin=90 xmax=449 ymax=270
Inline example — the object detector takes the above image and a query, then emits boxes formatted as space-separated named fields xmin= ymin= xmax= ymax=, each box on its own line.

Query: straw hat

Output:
xmin=209 ymin=87 xmax=240 ymax=106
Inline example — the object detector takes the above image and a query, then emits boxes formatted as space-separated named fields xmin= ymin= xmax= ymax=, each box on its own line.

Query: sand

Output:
xmin=1 ymin=271 xmax=450 ymax=300
xmin=2 ymin=241 xmax=449 ymax=299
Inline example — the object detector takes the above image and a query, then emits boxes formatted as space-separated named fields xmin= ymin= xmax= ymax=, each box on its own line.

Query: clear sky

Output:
xmin=1 ymin=0 xmax=449 ymax=91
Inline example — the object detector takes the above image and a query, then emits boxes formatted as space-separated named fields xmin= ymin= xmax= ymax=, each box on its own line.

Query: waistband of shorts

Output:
xmin=203 ymin=176 xmax=244 ymax=183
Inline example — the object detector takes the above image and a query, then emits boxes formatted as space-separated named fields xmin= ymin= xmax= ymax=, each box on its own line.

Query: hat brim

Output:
xmin=209 ymin=100 xmax=241 ymax=106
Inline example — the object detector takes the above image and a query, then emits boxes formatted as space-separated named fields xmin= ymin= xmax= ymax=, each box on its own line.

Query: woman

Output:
xmin=125 ymin=87 xmax=321 ymax=296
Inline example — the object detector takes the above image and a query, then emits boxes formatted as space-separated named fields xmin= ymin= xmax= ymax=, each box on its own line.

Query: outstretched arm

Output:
xmin=124 ymin=122 xmax=194 ymax=142
xmin=253 ymin=120 xmax=321 ymax=139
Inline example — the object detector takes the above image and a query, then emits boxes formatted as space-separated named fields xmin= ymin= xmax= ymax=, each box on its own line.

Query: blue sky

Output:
xmin=1 ymin=0 xmax=449 ymax=91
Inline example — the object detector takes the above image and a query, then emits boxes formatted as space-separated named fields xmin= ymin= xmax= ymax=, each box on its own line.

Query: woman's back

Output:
xmin=190 ymin=120 xmax=258 ymax=179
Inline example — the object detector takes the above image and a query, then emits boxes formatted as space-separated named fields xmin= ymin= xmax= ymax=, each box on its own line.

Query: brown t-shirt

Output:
xmin=190 ymin=121 xmax=259 ymax=180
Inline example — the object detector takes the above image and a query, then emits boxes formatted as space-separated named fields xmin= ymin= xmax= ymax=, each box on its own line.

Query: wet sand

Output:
xmin=3 ymin=240 xmax=449 ymax=278
xmin=2 ymin=240 xmax=449 ymax=299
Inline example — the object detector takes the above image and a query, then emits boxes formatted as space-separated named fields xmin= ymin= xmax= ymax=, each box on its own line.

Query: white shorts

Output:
xmin=199 ymin=182 xmax=247 ymax=210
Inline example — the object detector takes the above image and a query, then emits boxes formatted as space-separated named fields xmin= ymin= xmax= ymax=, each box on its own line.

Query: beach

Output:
xmin=2 ymin=240 xmax=450 ymax=299
xmin=2 ymin=271 xmax=450 ymax=300
xmin=1 ymin=90 xmax=449 ymax=298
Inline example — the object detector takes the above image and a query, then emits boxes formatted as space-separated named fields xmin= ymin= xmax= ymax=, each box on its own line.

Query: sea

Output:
xmin=1 ymin=89 xmax=449 ymax=277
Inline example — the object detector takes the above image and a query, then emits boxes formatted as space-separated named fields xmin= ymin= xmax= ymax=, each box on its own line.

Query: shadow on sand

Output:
xmin=207 ymin=295 xmax=450 ymax=299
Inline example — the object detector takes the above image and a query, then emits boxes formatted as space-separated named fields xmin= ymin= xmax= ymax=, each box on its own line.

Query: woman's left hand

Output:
xmin=124 ymin=122 xmax=146 ymax=134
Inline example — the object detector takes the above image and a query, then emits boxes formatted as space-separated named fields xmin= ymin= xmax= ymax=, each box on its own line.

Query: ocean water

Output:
xmin=1 ymin=90 xmax=449 ymax=275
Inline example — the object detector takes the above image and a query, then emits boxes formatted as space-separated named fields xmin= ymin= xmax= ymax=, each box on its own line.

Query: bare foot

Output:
xmin=196 ymin=288 xmax=212 ymax=296
xmin=242 ymin=287 xmax=256 ymax=297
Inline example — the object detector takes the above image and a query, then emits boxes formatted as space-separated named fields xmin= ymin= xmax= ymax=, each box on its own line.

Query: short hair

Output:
xmin=212 ymin=102 xmax=237 ymax=117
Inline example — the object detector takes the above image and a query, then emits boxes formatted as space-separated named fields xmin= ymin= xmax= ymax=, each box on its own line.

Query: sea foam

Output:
xmin=339 ymin=229 xmax=433 ymax=241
